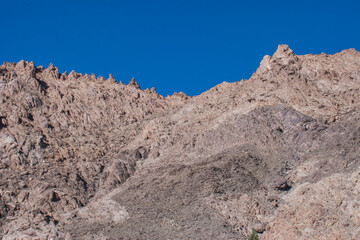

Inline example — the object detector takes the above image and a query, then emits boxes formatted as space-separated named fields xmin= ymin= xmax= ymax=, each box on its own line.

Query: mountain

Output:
xmin=1 ymin=45 xmax=360 ymax=239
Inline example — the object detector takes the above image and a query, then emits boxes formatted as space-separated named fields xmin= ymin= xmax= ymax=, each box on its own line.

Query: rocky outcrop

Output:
xmin=1 ymin=45 xmax=360 ymax=239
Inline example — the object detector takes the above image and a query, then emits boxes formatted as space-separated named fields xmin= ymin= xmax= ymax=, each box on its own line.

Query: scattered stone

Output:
xmin=272 ymin=175 xmax=290 ymax=191
xmin=253 ymin=223 xmax=266 ymax=233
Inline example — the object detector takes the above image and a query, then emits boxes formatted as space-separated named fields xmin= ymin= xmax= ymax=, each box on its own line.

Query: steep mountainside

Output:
xmin=1 ymin=45 xmax=360 ymax=239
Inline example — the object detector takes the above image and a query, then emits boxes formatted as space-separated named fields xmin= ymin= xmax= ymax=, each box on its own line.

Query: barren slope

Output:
xmin=1 ymin=45 xmax=360 ymax=239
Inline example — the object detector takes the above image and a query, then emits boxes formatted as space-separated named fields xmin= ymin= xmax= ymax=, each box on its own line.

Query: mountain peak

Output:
xmin=107 ymin=74 xmax=117 ymax=84
xmin=128 ymin=77 xmax=140 ymax=89
xmin=271 ymin=44 xmax=297 ymax=65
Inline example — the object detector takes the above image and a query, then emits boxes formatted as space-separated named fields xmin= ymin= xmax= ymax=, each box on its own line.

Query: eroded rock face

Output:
xmin=1 ymin=45 xmax=360 ymax=239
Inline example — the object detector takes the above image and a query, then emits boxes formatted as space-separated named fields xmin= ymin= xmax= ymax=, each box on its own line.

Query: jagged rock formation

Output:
xmin=0 ymin=45 xmax=360 ymax=239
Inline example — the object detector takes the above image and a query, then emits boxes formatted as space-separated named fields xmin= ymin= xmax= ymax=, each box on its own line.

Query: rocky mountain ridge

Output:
xmin=1 ymin=45 xmax=360 ymax=239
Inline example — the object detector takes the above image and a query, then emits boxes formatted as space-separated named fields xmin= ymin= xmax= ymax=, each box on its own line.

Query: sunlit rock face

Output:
xmin=1 ymin=45 xmax=360 ymax=239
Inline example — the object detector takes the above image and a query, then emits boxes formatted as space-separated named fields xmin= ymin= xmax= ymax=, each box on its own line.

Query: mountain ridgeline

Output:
xmin=1 ymin=45 xmax=360 ymax=239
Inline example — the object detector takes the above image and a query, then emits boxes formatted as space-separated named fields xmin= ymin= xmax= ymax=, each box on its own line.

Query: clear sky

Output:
xmin=1 ymin=0 xmax=359 ymax=96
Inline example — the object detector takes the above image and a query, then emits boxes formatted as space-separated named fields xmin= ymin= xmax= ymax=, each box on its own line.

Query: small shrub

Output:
xmin=248 ymin=229 xmax=259 ymax=240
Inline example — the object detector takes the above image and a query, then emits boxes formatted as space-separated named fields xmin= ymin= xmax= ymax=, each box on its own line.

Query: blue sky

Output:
xmin=1 ymin=0 xmax=359 ymax=96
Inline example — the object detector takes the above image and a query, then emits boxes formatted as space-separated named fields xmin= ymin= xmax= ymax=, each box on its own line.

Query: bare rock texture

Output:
xmin=1 ymin=45 xmax=360 ymax=239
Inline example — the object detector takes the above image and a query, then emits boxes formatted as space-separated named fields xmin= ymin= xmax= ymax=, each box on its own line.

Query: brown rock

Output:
xmin=253 ymin=223 xmax=266 ymax=233
xmin=128 ymin=77 xmax=140 ymax=89
xmin=107 ymin=74 xmax=117 ymax=84
xmin=1 ymin=47 xmax=360 ymax=239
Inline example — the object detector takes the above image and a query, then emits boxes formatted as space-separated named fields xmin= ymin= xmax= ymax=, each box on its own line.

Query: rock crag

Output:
xmin=1 ymin=45 xmax=360 ymax=239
